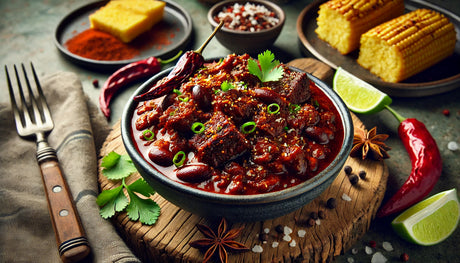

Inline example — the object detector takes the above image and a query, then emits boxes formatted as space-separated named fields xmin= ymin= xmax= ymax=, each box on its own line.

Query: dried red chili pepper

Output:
xmin=377 ymin=107 xmax=442 ymax=217
xmin=133 ymin=21 xmax=224 ymax=102
xmin=99 ymin=52 xmax=182 ymax=119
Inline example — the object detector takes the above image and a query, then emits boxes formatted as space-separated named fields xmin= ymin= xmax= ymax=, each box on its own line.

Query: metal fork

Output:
xmin=6 ymin=63 xmax=91 ymax=263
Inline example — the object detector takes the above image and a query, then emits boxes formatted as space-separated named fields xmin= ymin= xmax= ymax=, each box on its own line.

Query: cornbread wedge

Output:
xmin=358 ymin=9 xmax=457 ymax=83
xmin=316 ymin=0 xmax=405 ymax=55
xmin=89 ymin=0 xmax=166 ymax=43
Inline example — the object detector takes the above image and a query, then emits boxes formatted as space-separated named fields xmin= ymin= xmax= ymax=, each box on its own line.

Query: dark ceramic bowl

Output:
xmin=207 ymin=0 xmax=285 ymax=54
xmin=121 ymin=67 xmax=353 ymax=222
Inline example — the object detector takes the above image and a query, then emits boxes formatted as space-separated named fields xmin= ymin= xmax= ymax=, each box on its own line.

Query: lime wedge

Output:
xmin=333 ymin=67 xmax=392 ymax=114
xmin=392 ymin=188 xmax=460 ymax=246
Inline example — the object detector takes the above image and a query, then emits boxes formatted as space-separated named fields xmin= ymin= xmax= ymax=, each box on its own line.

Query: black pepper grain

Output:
xmin=344 ymin=165 xmax=352 ymax=175
xmin=307 ymin=218 xmax=316 ymax=227
xmin=259 ymin=233 xmax=269 ymax=242
xmin=400 ymin=253 xmax=409 ymax=261
xmin=318 ymin=210 xmax=326 ymax=219
xmin=310 ymin=211 xmax=318 ymax=220
xmin=359 ymin=170 xmax=367 ymax=179
xmin=326 ymin=197 xmax=337 ymax=209
xmin=92 ymin=79 xmax=99 ymax=88
xmin=275 ymin=224 xmax=284 ymax=234
xmin=349 ymin=174 xmax=359 ymax=185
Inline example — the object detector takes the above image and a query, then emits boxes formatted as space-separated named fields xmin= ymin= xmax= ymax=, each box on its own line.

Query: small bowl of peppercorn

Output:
xmin=207 ymin=0 xmax=285 ymax=54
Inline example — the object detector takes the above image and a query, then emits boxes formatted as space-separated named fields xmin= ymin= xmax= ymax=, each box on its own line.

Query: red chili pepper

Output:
xmin=133 ymin=21 xmax=224 ymax=102
xmin=99 ymin=52 xmax=182 ymax=119
xmin=377 ymin=107 xmax=442 ymax=217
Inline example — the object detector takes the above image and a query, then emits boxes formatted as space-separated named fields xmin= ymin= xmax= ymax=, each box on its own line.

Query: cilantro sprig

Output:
xmin=248 ymin=50 xmax=284 ymax=83
xmin=97 ymin=151 xmax=160 ymax=225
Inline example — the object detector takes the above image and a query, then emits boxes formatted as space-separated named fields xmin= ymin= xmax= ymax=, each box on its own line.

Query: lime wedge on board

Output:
xmin=333 ymin=67 xmax=392 ymax=114
xmin=391 ymin=188 xmax=460 ymax=246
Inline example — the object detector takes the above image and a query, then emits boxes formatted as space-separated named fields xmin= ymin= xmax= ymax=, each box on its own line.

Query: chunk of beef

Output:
xmin=163 ymin=102 xmax=209 ymax=134
xmin=268 ymin=69 xmax=311 ymax=104
xmin=287 ymin=104 xmax=319 ymax=131
xmin=213 ymin=89 xmax=257 ymax=124
xmin=190 ymin=111 xmax=250 ymax=167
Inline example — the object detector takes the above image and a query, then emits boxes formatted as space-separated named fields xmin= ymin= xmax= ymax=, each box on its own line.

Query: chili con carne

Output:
xmin=99 ymin=52 xmax=182 ymax=119
xmin=377 ymin=106 xmax=442 ymax=217
xmin=133 ymin=21 xmax=224 ymax=102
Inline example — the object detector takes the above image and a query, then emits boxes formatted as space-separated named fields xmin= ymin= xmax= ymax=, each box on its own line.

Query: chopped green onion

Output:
xmin=289 ymin=103 xmax=301 ymax=114
xmin=267 ymin=103 xmax=280 ymax=114
xmin=173 ymin=89 xmax=182 ymax=95
xmin=221 ymin=80 xmax=234 ymax=91
xmin=142 ymin=129 xmax=155 ymax=140
xmin=173 ymin=151 xmax=186 ymax=167
xmin=191 ymin=122 xmax=205 ymax=134
xmin=178 ymin=96 xmax=189 ymax=102
xmin=241 ymin=121 xmax=256 ymax=134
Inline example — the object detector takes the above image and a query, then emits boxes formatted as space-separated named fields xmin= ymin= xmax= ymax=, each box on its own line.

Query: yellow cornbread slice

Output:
xmin=89 ymin=0 xmax=166 ymax=43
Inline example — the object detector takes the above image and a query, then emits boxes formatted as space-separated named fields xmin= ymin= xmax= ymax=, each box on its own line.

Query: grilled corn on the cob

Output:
xmin=315 ymin=0 xmax=405 ymax=55
xmin=358 ymin=8 xmax=457 ymax=83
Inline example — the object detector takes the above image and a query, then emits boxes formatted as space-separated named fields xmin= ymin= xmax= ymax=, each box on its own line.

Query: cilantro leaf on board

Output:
xmin=97 ymin=151 xmax=161 ymax=225
xmin=126 ymin=179 xmax=161 ymax=225
xmin=248 ymin=50 xmax=284 ymax=83
xmin=102 ymin=153 xmax=137 ymax=180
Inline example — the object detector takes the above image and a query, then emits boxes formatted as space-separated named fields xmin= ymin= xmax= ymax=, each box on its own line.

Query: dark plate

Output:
xmin=297 ymin=0 xmax=460 ymax=97
xmin=54 ymin=0 xmax=192 ymax=71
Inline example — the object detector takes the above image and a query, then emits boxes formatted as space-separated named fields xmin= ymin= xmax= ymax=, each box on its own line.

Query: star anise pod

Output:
xmin=189 ymin=218 xmax=249 ymax=263
xmin=350 ymin=126 xmax=391 ymax=161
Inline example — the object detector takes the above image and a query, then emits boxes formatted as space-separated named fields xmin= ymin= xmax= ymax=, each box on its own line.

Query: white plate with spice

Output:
xmin=297 ymin=0 xmax=460 ymax=97
xmin=54 ymin=0 xmax=193 ymax=71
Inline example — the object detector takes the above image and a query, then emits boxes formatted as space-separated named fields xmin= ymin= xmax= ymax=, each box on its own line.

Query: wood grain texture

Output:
xmin=97 ymin=58 xmax=389 ymax=263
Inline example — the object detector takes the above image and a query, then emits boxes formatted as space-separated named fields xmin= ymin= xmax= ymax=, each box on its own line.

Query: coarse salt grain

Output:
xmin=315 ymin=219 xmax=321 ymax=225
xmin=447 ymin=141 xmax=459 ymax=151
xmin=365 ymin=246 xmax=373 ymax=255
xmin=347 ymin=257 xmax=355 ymax=263
xmin=252 ymin=244 xmax=263 ymax=253
xmin=371 ymin=252 xmax=388 ymax=263
xmin=298 ymin=229 xmax=306 ymax=238
xmin=283 ymin=234 xmax=292 ymax=242
xmin=272 ymin=241 xmax=279 ymax=248
xmin=342 ymin=193 xmax=352 ymax=201
xmin=382 ymin=241 xmax=393 ymax=252
xmin=264 ymin=227 xmax=270 ymax=234
xmin=284 ymin=226 xmax=293 ymax=235
xmin=289 ymin=240 xmax=296 ymax=247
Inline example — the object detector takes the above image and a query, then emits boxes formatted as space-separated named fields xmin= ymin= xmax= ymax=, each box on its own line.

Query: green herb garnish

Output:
xmin=248 ymin=50 xmax=284 ymax=83
xmin=221 ymin=80 xmax=235 ymax=91
xmin=97 ymin=151 xmax=160 ymax=225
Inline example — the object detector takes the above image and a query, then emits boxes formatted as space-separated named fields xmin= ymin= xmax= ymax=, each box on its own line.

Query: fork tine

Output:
xmin=21 ymin=63 xmax=44 ymax=126
xmin=30 ymin=62 xmax=53 ymax=127
xmin=5 ymin=65 xmax=24 ymax=132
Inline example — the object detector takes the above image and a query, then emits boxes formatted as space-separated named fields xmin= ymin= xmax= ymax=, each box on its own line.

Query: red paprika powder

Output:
xmin=65 ymin=29 xmax=140 ymax=61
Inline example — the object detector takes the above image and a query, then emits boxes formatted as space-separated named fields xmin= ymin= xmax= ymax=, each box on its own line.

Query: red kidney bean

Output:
xmin=176 ymin=163 xmax=212 ymax=183
xmin=252 ymin=88 xmax=286 ymax=106
xmin=192 ymin=84 xmax=212 ymax=111
xmin=305 ymin=126 xmax=330 ymax=144
xmin=148 ymin=146 xmax=174 ymax=167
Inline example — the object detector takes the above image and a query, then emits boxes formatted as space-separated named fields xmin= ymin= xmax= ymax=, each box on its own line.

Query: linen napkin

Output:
xmin=0 ymin=71 xmax=141 ymax=263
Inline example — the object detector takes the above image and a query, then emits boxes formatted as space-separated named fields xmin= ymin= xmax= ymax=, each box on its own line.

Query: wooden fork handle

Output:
xmin=39 ymin=159 xmax=91 ymax=263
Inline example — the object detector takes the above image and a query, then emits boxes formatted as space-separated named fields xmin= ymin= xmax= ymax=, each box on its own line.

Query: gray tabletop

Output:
xmin=1 ymin=0 xmax=459 ymax=262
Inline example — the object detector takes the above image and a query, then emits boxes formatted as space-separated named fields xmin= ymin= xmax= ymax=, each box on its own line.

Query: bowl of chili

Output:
xmin=207 ymin=0 xmax=285 ymax=54
xmin=121 ymin=54 xmax=353 ymax=222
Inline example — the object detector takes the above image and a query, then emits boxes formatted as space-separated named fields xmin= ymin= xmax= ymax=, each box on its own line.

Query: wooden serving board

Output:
xmin=97 ymin=58 xmax=389 ymax=263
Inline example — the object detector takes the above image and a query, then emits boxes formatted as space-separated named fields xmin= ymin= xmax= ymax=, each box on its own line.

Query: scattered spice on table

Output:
xmin=350 ymin=126 xmax=391 ymax=161
xmin=189 ymin=218 xmax=249 ymax=263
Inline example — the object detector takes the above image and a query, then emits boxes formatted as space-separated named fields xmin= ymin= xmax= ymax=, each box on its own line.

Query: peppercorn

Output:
xmin=442 ymin=109 xmax=450 ymax=116
xmin=310 ymin=211 xmax=318 ymax=220
xmin=326 ymin=197 xmax=337 ymax=209
xmin=275 ymin=224 xmax=284 ymax=234
xmin=349 ymin=174 xmax=359 ymax=185
xmin=344 ymin=165 xmax=352 ymax=175
xmin=92 ymin=79 xmax=99 ymax=88
xmin=358 ymin=170 xmax=367 ymax=180
xmin=400 ymin=253 xmax=409 ymax=261
xmin=369 ymin=240 xmax=377 ymax=248
xmin=307 ymin=218 xmax=316 ymax=227
xmin=318 ymin=210 xmax=326 ymax=219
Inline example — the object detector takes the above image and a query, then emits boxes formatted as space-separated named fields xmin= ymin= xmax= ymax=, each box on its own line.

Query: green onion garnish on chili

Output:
xmin=179 ymin=96 xmax=189 ymax=102
xmin=191 ymin=122 xmax=205 ymax=134
xmin=241 ymin=121 xmax=256 ymax=134
xmin=142 ymin=129 xmax=155 ymax=140
xmin=267 ymin=103 xmax=280 ymax=114
xmin=221 ymin=80 xmax=234 ymax=92
xmin=173 ymin=89 xmax=182 ymax=95
xmin=173 ymin=151 xmax=186 ymax=167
